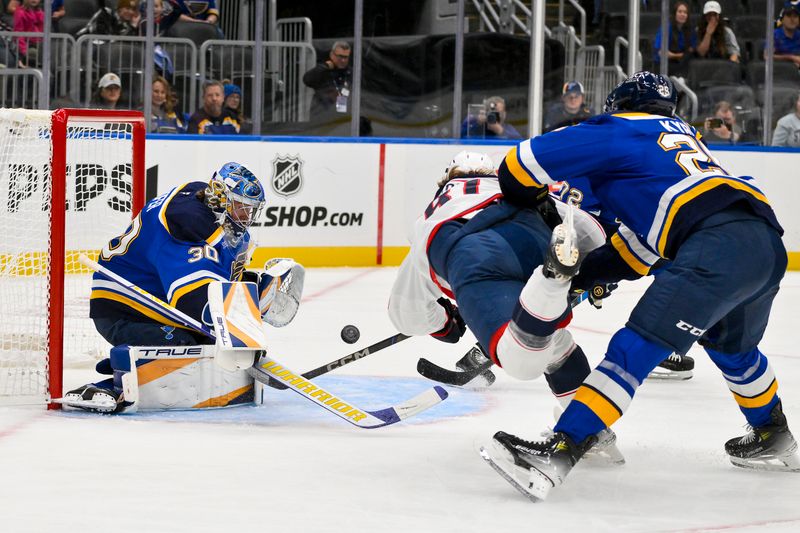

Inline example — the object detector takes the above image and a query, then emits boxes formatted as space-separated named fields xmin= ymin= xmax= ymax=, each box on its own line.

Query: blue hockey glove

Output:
xmin=430 ymin=297 xmax=467 ymax=344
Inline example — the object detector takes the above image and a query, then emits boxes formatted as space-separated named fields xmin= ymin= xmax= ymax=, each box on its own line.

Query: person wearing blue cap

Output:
xmin=223 ymin=82 xmax=252 ymax=134
xmin=773 ymin=1 xmax=800 ymax=66
xmin=543 ymin=81 xmax=592 ymax=133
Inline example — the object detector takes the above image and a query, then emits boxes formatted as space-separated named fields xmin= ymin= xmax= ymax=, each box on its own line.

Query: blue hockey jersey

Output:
xmin=499 ymin=112 xmax=782 ymax=275
xmin=89 ymin=182 xmax=251 ymax=329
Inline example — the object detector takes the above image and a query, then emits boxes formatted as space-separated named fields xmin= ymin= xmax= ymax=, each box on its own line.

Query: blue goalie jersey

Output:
xmin=499 ymin=112 xmax=782 ymax=275
xmin=89 ymin=182 xmax=251 ymax=329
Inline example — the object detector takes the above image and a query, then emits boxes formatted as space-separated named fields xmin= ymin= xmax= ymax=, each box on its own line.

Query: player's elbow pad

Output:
xmin=257 ymin=258 xmax=305 ymax=327
xmin=497 ymin=159 xmax=549 ymax=207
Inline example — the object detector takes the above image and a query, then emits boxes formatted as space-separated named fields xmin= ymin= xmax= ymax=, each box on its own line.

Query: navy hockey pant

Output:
xmin=428 ymin=202 xmax=588 ymax=395
xmin=556 ymin=212 xmax=787 ymax=443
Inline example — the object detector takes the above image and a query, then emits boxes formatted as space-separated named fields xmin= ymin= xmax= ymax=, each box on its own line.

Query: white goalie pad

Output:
xmin=208 ymin=281 xmax=268 ymax=371
xmin=259 ymin=258 xmax=305 ymax=328
xmin=118 ymin=346 xmax=256 ymax=410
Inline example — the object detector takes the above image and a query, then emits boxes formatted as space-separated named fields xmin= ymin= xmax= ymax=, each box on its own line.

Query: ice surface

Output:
xmin=2 ymin=268 xmax=799 ymax=532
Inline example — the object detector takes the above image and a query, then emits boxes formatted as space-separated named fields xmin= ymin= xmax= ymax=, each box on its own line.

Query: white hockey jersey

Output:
xmin=388 ymin=176 xmax=605 ymax=336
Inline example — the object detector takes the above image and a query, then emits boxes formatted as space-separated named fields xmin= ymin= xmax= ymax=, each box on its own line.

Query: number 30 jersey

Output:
xmin=89 ymin=181 xmax=251 ymax=329
xmin=499 ymin=112 xmax=782 ymax=275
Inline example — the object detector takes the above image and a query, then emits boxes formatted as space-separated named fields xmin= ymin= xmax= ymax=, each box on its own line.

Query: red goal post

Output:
xmin=0 ymin=108 xmax=145 ymax=408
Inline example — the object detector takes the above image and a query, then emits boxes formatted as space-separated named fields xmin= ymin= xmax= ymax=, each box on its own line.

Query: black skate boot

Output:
xmin=725 ymin=401 xmax=800 ymax=472
xmin=455 ymin=344 xmax=496 ymax=388
xmin=648 ymin=353 xmax=694 ymax=381
xmin=480 ymin=430 xmax=595 ymax=501
xmin=60 ymin=384 xmax=122 ymax=414
xmin=544 ymin=222 xmax=581 ymax=281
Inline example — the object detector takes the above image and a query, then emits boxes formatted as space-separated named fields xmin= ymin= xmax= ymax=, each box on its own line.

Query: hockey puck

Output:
xmin=340 ymin=325 xmax=360 ymax=344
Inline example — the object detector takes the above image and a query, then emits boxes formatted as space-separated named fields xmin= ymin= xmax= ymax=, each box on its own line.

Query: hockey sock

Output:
xmin=555 ymin=327 xmax=672 ymax=444
xmin=706 ymin=347 xmax=780 ymax=428
xmin=512 ymin=266 xmax=572 ymax=338
xmin=545 ymin=344 xmax=591 ymax=408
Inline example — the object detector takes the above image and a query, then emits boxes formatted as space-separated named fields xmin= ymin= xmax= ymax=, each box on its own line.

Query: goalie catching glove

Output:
xmin=244 ymin=258 xmax=305 ymax=327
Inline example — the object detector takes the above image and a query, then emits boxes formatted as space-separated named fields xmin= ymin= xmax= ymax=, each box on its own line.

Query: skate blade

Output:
xmin=584 ymin=445 xmax=626 ymax=466
xmin=479 ymin=445 xmax=553 ymax=501
xmin=52 ymin=396 xmax=118 ymax=413
xmin=729 ymin=452 xmax=800 ymax=473
xmin=462 ymin=371 xmax=496 ymax=390
xmin=647 ymin=368 xmax=693 ymax=381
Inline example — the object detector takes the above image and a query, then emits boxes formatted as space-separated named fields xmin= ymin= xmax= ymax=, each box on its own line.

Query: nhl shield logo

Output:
xmin=271 ymin=155 xmax=303 ymax=198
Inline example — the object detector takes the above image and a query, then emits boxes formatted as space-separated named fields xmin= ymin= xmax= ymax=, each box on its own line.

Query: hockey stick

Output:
xmin=266 ymin=332 xmax=411 ymax=390
xmin=79 ymin=255 xmax=447 ymax=427
xmin=417 ymin=291 xmax=589 ymax=387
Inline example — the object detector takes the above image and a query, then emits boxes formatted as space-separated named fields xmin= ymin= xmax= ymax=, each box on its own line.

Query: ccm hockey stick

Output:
xmin=266 ymin=332 xmax=410 ymax=390
xmin=417 ymin=291 xmax=589 ymax=387
xmin=80 ymin=255 xmax=447 ymax=428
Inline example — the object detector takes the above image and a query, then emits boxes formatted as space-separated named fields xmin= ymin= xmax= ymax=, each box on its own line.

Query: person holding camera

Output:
xmin=702 ymin=100 xmax=741 ymax=144
xmin=543 ymin=81 xmax=593 ymax=133
xmin=460 ymin=96 xmax=522 ymax=139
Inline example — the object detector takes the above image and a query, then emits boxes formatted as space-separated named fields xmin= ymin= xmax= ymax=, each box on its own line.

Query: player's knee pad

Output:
xmin=495 ymin=325 xmax=576 ymax=381
xmin=108 ymin=345 xmax=257 ymax=411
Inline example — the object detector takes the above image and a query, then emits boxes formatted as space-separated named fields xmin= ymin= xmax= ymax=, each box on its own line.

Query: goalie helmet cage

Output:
xmin=0 ymin=108 xmax=145 ymax=409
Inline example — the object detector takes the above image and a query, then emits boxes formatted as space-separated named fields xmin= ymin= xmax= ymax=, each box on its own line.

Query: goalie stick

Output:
xmin=78 ymin=255 xmax=448 ymax=427
xmin=417 ymin=291 xmax=589 ymax=387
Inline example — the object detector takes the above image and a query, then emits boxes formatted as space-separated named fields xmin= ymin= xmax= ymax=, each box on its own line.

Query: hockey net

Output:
xmin=0 ymin=108 xmax=145 ymax=407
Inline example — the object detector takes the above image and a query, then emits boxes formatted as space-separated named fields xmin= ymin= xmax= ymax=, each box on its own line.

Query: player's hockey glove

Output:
xmin=431 ymin=297 xmax=466 ymax=344
xmin=571 ymin=282 xmax=618 ymax=309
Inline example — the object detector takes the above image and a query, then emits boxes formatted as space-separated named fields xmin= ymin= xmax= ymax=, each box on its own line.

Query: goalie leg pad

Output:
xmin=105 ymin=345 xmax=256 ymax=410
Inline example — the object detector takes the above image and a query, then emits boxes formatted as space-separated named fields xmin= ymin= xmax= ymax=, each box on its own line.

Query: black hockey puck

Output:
xmin=340 ymin=325 xmax=360 ymax=344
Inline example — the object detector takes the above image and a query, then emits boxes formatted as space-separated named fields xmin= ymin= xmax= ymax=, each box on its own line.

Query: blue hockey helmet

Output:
xmin=207 ymin=162 xmax=265 ymax=246
xmin=603 ymin=71 xmax=677 ymax=117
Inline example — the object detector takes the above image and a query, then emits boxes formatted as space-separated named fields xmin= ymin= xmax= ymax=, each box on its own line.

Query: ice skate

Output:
xmin=648 ymin=353 xmax=694 ymax=381
xmin=725 ymin=401 xmax=800 ymax=472
xmin=544 ymin=222 xmax=581 ymax=281
xmin=455 ymin=344 xmax=496 ymax=388
xmin=585 ymin=427 xmax=626 ymax=465
xmin=480 ymin=430 xmax=593 ymax=501
xmin=57 ymin=384 xmax=121 ymax=414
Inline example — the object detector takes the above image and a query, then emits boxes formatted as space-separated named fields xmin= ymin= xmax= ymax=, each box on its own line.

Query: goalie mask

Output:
xmin=206 ymin=162 xmax=265 ymax=247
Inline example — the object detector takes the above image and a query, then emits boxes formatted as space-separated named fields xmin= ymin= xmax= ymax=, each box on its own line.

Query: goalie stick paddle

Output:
xmin=417 ymin=291 xmax=589 ymax=387
xmin=80 ymin=255 xmax=446 ymax=427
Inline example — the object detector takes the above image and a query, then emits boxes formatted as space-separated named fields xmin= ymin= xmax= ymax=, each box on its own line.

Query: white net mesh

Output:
xmin=0 ymin=109 xmax=139 ymax=405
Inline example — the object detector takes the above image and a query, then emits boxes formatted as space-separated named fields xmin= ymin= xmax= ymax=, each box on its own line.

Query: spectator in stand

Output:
xmin=77 ymin=0 xmax=140 ymax=37
xmin=702 ymin=100 xmax=742 ymax=144
xmin=653 ymin=1 xmax=697 ymax=77
xmin=138 ymin=0 xmax=220 ymax=36
xmin=144 ymin=75 xmax=185 ymax=133
xmin=13 ymin=0 xmax=43 ymax=67
xmin=461 ymin=95 xmax=523 ymax=139
xmin=772 ymin=92 xmax=800 ymax=147
xmin=696 ymin=1 xmax=740 ymax=63
xmin=303 ymin=41 xmax=353 ymax=117
xmin=90 ymin=72 xmax=124 ymax=110
xmin=543 ymin=82 xmax=592 ymax=133
xmin=773 ymin=2 xmax=800 ymax=67
xmin=187 ymin=80 xmax=240 ymax=135
xmin=223 ymin=82 xmax=251 ymax=134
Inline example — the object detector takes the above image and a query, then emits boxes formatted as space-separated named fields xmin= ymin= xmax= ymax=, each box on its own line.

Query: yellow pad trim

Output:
xmin=137 ymin=358 xmax=197 ymax=386
xmin=193 ymin=383 xmax=254 ymax=408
